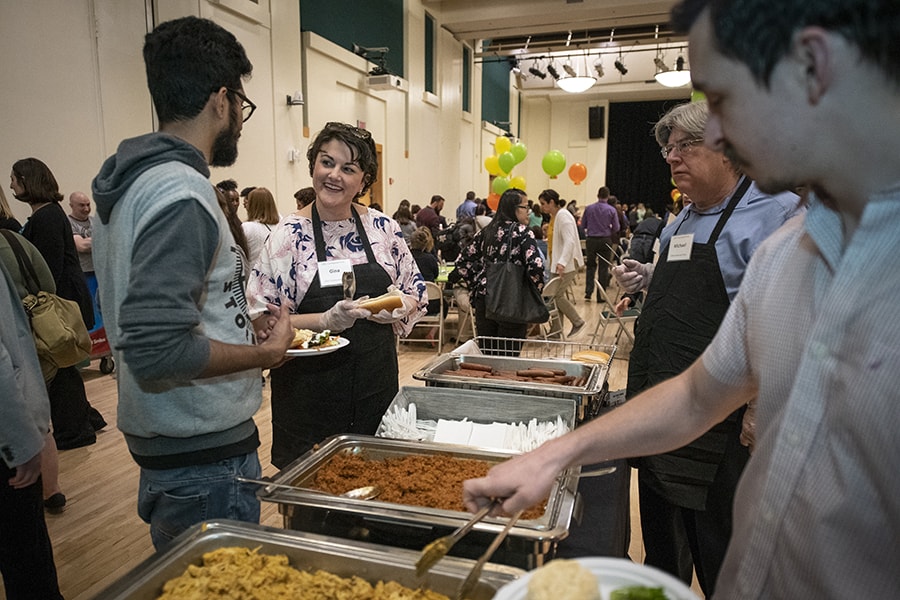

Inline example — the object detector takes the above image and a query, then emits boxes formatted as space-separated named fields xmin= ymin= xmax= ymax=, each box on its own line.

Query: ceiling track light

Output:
xmin=594 ymin=59 xmax=604 ymax=78
xmin=546 ymin=63 xmax=560 ymax=80
xmin=529 ymin=64 xmax=547 ymax=79
xmin=614 ymin=57 xmax=628 ymax=75
xmin=562 ymin=63 xmax=578 ymax=78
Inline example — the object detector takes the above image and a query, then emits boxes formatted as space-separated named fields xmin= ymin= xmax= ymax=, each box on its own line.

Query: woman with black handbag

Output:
xmin=11 ymin=158 xmax=106 ymax=450
xmin=456 ymin=188 xmax=546 ymax=355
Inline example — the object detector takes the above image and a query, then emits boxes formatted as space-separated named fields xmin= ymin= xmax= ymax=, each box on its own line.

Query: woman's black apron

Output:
xmin=627 ymin=177 xmax=751 ymax=510
xmin=269 ymin=204 xmax=398 ymax=468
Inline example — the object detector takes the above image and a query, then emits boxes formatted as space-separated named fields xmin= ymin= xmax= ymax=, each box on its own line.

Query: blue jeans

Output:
xmin=137 ymin=452 xmax=261 ymax=550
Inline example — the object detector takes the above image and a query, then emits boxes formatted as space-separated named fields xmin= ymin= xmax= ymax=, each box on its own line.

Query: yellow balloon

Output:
xmin=485 ymin=155 xmax=502 ymax=176
xmin=495 ymin=136 xmax=512 ymax=155
xmin=509 ymin=175 xmax=527 ymax=191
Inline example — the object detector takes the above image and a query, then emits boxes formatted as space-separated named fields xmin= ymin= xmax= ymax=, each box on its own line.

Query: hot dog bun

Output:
xmin=358 ymin=290 xmax=404 ymax=313
xmin=571 ymin=350 xmax=611 ymax=364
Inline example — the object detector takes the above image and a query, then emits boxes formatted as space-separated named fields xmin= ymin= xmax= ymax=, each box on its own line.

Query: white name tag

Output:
xmin=667 ymin=233 xmax=694 ymax=262
xmin=318 ymin=259 xmax=352 ymax=287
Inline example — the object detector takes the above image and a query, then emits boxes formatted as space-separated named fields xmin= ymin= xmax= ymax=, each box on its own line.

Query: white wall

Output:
xmin=0 ymin=0 xmax=668 ymax=224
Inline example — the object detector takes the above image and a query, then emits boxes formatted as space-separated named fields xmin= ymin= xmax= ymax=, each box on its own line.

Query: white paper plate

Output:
xmin=285 ymin=336 xmax=349 ymax=356
xmin=492 ymin=557 xmax=699 ymax=600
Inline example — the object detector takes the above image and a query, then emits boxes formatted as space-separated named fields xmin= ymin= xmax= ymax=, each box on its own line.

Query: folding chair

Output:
xmin=589 ymin=278 xmax=639 ymax=346
xmin=397 ymin=281 xmax=444 ymax=353
xmin=539 ymin=276 xmax=567 ymax=340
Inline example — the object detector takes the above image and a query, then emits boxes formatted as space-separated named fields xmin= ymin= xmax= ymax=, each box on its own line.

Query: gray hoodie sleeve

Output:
xmin=116 ymin=199 xmax=218 ymax=381
xmin=1 ymin=264 xmax=49 ymax=468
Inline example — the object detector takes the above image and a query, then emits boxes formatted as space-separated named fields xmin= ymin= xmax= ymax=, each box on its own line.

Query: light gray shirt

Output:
xmin=703 ymin=190 xmax=900 ymax=598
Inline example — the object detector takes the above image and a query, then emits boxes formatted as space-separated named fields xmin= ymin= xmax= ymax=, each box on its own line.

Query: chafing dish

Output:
xmin=92 ymin=519 xmax=522 ymax=600
xmin=261 ymin=434 xmax=580 ymax=569
xmin=413 ymin=353 xmax=609 ymax=422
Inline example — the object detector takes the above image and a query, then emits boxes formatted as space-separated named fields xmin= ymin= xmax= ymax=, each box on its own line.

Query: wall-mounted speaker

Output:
xmin=589 ymin=106 xmax=605 ymax=139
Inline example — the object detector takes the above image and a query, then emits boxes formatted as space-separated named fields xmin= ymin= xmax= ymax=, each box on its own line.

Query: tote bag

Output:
xmin=0 ymin=230 xmax=91 ymax=374
xmin=484 ymin=224 xmax=550 ymax=324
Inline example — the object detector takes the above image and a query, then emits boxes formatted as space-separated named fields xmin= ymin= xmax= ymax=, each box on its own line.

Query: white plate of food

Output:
xmin=493 ymin=557 xmax=699 ymax=600
xmin=285 ymin=330 xmax=349 ymax=356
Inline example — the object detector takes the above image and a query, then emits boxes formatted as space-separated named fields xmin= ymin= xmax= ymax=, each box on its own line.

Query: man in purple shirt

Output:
xmin=580 ymin=186 xmax=620 ymax=299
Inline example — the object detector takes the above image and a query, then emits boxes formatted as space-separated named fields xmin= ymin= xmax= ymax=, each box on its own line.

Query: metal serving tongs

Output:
xmin=416 ymin=498 xmax=501 ymax=577
xmin=455 ymin=509 xmax=524 ymax=600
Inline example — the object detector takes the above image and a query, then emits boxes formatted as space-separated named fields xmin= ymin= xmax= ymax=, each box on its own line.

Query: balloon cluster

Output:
xmin=540 ymin=150 xmax=588 ymax=185
xmin=484 ymin=136 xmax=529 ymax=209
xmin=484 ymin=137 xmax=591 ymax=209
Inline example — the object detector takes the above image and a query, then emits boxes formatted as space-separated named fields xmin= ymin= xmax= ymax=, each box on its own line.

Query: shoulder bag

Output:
xmin=484 ymin=224 xmax=550 ymax=324
xmin=0 ymin=230 xmax=91 ymax=376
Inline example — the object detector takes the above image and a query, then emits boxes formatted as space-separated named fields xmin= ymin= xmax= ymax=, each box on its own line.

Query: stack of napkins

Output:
xmin=378 ymin=404 xmax=571 ymax=452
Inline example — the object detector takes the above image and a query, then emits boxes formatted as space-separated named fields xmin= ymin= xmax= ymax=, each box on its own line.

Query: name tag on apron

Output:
xmin=318 ymin=258 xmax=352 ymax=287
xmin=668 ymin=233 xmax=694 ymax=262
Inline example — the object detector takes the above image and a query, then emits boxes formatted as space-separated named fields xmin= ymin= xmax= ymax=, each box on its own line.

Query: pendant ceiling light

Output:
xmin=557 ymin=51 xmax=596 ymax=93
xmin=654 ymin=54 xmax=691 ymax=87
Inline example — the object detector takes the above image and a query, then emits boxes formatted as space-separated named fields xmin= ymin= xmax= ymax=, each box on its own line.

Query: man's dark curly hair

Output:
xmin=143 ymin=16 xmax=253 ymax=124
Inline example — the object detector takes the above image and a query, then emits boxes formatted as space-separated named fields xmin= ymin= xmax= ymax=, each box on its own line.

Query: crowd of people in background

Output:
xmin=6 ymin=1 xmax=896 ymax=598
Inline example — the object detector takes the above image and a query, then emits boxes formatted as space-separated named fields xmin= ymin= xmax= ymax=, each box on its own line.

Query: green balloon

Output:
xmin=498 ymin=151 xmax=517 ymax=175
xmin=510 ymin=142 xmax=528 ymax=164
xmin=691 ymin=89 xmax=706 ymax=102
xmin=492 ymin=176 xmax=511 ymax=195
xmin=541 ymin=150 xmax=566 ymax=177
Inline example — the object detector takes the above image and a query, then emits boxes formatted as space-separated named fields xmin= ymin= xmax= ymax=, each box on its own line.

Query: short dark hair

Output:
xmin=240 ymin=186 xmax=256 ymax=198
xmin=306 ymin=122 xmax=378 ymax=199
xmin=216 ymin=178 xmax=238 ymax=192
xmin=465 ymin=191 xmax=476 ymax=200
xmin=672 ymin=0 xmax=900 ymax=87
xmin=143 ymin=16 xmax=253 ymax=124
xmin=597 ymin=186 xmax=611 ymax=200
xmin=11 ymin=158 xmax=63 ymax=204
xmin=293 ymin=187 xmax=316 ymax=209
xmin=430 ymin=195 xmax=445 ymax=206
xmin=538 ymin=189 xmax=564 ymax=208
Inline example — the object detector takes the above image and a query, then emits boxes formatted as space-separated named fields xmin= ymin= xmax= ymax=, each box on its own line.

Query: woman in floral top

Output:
xmin=247 ymin=122 xmax=427 ymax=467
xmin=455 ymin=188 xmax=544 ymax=355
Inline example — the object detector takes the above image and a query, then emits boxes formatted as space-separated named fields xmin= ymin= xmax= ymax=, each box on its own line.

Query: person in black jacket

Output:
xmin=11 ymin=157 xmax=106 ymax=449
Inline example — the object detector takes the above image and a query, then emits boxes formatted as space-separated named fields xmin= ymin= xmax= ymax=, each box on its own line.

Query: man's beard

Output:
xmin=210 ymin=112 xmax=240 ymax=167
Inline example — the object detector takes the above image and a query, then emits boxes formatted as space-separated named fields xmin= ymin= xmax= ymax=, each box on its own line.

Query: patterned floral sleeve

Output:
xmin=247 ymin=210 xmax=427 ymax=336
xmin=455 ymin=220 xmax=544 ymax=301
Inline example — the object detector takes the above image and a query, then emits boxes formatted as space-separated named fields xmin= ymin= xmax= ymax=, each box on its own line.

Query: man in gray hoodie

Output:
xmin=91 ymin=16 xmax=293 ymax=550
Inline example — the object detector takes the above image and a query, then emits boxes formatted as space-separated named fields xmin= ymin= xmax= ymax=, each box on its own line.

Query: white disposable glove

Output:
xmin=612 ymin=258 xmax=654 ymax=293
xmin=319 ymin=299 xmax=369 ymax=333
xmin=367 ymin=286 xmax=421 ymax=324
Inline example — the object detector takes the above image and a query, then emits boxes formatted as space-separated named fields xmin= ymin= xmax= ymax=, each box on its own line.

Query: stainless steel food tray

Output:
xmin=413 ymin=351 xmax=610 ymax=421
xmin=92 ymin=520 xmax=523 ymax=600
xmin=263 ymin=434 xmax=580 ymax=569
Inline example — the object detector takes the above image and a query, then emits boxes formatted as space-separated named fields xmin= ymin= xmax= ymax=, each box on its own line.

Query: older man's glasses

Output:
xmin=660 ymin=138 xmax=703 ymax=159
xmin=325 ymin=121 xmax=372 ymax=140
xmin=226 ymin=88 xmax=257 ymax=122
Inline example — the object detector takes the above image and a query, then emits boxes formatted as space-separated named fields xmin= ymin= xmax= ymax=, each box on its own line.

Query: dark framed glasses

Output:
xmin=226 ymin=88 xmax=257 ymax=122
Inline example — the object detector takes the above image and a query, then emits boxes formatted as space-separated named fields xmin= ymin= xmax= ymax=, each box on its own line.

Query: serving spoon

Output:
xmin=235 ymin=476 xmax=381 ymax=500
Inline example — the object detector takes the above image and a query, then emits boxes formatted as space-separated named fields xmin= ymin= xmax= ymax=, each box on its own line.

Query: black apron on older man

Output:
xmin=269 ymin=204 xmax=398 ymax=469
xmin=626 ymin=177 xmax=751 ymax=593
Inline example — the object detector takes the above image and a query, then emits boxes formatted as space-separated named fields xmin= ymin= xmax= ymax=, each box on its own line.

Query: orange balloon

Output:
xmin=486 ymin=192 xmax=500 ymax=211
xmin=568 ymin=162 xmax=587 ymax=185
xmin=671 ymin=189 xmax=682 ymax=201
